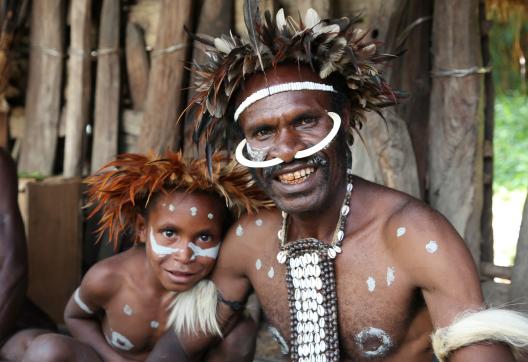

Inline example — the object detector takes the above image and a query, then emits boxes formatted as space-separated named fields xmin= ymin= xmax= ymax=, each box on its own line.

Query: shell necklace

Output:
xmin=276 ymin=168 xmax=353 ymax=362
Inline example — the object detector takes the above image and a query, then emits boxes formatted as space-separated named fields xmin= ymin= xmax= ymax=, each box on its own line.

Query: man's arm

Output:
xmin=64 ymin=260 xmax=129 ymax=362
xmin=393 ymin=201 xmax=516 ymax=362
xmin=0 ymin=149 xmax=27 ymax=342
xmin=148 ymin=217 xmax=255 ymax=361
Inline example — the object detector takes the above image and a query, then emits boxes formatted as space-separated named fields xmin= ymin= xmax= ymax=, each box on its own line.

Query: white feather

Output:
xmin=167 ymin=279 xmax=222 ymax=337
xmin=276 ymin=8 xmax=287 ymax=31
xmin=431 ymin=308 xmax=528 ymax=361
xmin=304 ymin=8 xmax=321 ymax=29
xmin=214 ymin=37 xmax=233 ymax=54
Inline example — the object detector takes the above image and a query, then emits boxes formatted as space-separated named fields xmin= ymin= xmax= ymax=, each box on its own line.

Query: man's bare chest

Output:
xmin=247 ymin=236 xmax=424 ymax=360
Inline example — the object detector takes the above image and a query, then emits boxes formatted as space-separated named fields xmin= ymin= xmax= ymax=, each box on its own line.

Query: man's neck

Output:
xmin=286 ymin=176 xmax=348 ymax=243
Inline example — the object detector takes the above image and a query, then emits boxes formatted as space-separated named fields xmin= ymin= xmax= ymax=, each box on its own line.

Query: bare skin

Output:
xmin=149 ymin=64 xmax=514 ymax=361
xmin=23 ymin=191 xmax=256 ymax=362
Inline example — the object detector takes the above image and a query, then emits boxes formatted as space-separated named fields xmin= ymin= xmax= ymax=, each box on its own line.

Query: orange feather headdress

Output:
xmin=85 ymin=151 xmax=272 ymax=248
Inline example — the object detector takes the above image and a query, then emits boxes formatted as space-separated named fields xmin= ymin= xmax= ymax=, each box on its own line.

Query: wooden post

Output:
xmin=91 ymin=0 xmax=120 ymax=172
xmin=337 ymin=0 xmax=421 ymax=198
xmin=428 ymin=0 xmax=484 ymax=265
xmin=63 ymin=0 xmax=91 ymax=177
xmin=511 ymin=191 xmax=528 ymax=302
xmin=137 ymin=0 xmax=193 ymax=153
xmin=19 ymin=0 xmax=64 ymax=176
xmin=183 ymin=0 xmax=233 ymax=158
xmin=125 ymin=22 xmax=149 ymax=111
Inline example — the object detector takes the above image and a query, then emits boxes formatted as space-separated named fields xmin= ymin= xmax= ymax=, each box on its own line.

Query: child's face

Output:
xmin=139 ymin=191 xmax=226 ymax=292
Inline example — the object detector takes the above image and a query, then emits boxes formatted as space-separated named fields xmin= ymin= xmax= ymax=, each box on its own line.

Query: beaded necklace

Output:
xmin=276 ymin=168 xmax=354 ymax=362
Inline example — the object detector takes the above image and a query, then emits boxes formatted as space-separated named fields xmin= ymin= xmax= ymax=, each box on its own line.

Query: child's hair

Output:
xmin=85 ymin=151 xmax=272 ymax=248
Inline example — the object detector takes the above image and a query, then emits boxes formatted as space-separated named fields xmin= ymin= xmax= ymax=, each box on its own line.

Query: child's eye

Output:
xmin=162 ymin=230 xmax=176 ymax=238
xmin=197 ymin=233 xmax=212 ymax=243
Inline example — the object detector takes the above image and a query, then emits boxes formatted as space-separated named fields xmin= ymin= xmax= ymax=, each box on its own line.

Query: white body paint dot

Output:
xmin=426 ymin=240 xmax=438 ymax=253
xmin=367 ymin=277 xmax=376 ymax=292
xmin=268 ymin=267 xmax=275 ymax=279
xmin=386 ymin=267 xmax=396 ymax=286
xmin=123 ymin=304 xmax=133 ymax=316
xmin=150 ymin=320 xmax=160 ymax=329
xmin=396 ymin=227 xmax=406 ymax=237
xmin=355 ymin=327 xmax=393 ymax=358
xmin=236 ymin=224 xmax=244 ymax=237
xmin=190 ymin=207 xmax=197 ymax=216
xmin=107 ymin=331 xmax=134 ymax=351
xmin=255 ymin=218 xmax=263 ymax=226
xmin=256 ymin=258 xmax=262 ymax=270
xmin=168 ymin=204 xmax=176 ymax=212
xmin=208 ymin=213 xmax=214 ymax=220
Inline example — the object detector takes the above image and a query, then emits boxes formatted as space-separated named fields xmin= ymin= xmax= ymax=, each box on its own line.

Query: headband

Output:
xmin=234 ymin=81 xmax=337 ymax=121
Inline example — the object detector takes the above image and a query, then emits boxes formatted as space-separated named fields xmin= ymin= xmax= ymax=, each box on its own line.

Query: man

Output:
xmin=150 ymin=5 xmax=528 ymax=361
xmin=0 ymin=147 xmax=56 ymax=361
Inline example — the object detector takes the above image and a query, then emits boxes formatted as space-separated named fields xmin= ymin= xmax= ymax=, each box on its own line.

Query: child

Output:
xmin=23 ymin=151 xmax=270 ymax=362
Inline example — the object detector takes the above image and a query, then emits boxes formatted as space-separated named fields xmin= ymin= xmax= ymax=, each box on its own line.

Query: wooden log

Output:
xmin=481 ymin=280 xmax=510 ymax=306
xmin=63 ymin=0 xmax=92 ymax=177
xmin=511 ymin=191 xmax=528 ymax=302
xmin=91 ymin=0 xmax=120 ymax=172
xmin=125 ymin=22 xmax=149 ymax=111
xmin=137 ymin=0 xmax=193 ymax=153
xmin=183 ymin=0 xmax=233 ymax=158
xmin=20 ymin=177 xmax=82 ymax=323
xmin=338 ymin=0 xmax=421 ymax=198
xmin=480 ymin=0 xmax=495 ymax=263
xmin=19 ymin=0 xmax=65 ymax=176
xmin=480 ymin=262 xmax=512 ymax=280
xmin=427 ymin=0 xmax=484 ymax=265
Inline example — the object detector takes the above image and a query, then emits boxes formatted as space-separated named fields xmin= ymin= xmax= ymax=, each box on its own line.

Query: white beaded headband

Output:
xmin=234 ymin=81 xmax=337 ymax=121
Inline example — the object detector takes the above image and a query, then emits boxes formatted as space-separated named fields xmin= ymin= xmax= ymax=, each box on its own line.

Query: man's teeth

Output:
xmin=278 ymin=167 xmax=315 ymax=184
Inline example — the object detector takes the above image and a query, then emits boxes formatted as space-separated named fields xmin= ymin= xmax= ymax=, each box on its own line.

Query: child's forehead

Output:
xmin=155 ymin=190 xmax=224 ymax=210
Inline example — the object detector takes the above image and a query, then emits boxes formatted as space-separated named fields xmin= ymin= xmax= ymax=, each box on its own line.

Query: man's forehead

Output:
xmin=235 ymin=64 xmax=330 ymax=107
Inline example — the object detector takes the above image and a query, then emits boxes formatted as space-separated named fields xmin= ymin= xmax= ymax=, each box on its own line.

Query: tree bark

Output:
xmin=125 ymin=22 xmax=149 ymax=111
xmin=511 ymin=191 xmax=528 ymax=302
xmin=183 ymin=0 xmax=233 ymax=158
xmin=19 ymin=0 xmax=64 ymax=175
xmin=63 ymin=0 xmax=91 ymax=177
xmin=91 ymin=0 xmax=120 ymax=172
xmin=428 ymin=0 xmax=484 ymax=265
xmin=137 ymin=0 xmax=193 ymax=153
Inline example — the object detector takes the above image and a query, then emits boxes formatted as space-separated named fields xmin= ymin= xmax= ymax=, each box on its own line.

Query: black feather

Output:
xmin=243 ymin=0 xmax=266 ymax=73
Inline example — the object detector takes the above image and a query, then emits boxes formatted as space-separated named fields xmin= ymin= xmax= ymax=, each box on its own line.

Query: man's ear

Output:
xmin=136 ymin=214 xmax=147 ymax=244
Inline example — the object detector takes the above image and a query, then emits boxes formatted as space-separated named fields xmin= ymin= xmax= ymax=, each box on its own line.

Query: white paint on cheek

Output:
xmin=267 ymin=267 xmax=275 ymax=279
xmin=236 ymin=224 xmax=244 ymax=237
xmin=208 ymin=213 xmax=214 ymax=220
xmin=188 ymin=242 xmax=220 ymax=260
xmin=426 ymin=240 xmax=438 ymax=253
xmin=256 ymin=258 xmax=262 ymax=270
xmin=386 ymin=266 xmax=396 ymax=286
xmin=106 ymin=330 xmax=134 ymax=351
xmin=74 ymin=288 xmax=94 ymax=314
xmin=150 ymin=320 xmax=160 ymax=329
xmin=168 ymin=204 xmax=176 ymax=212
xmin=190 ymin=206 xmax=197 ymax=216
xmin=255 ymin=218 xmax=263 ymax=226
xmin=396 ymin=227 xmax=406 ymax=237
xmin=355 ymin=327 xmax=393 ymax=358
xmin=150 ymin=228 xmax=182 ymax=256
xmin=123 ymin=304 xmax=133 ymax=316
xmin=367 ymin=276 xmax=376 ymax=292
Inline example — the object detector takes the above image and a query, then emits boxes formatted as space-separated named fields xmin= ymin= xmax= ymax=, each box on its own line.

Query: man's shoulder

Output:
xmin=83 ymin=247 xmax=142 ymax=289
xmin=225 ymin=208 xmax=282 ymax=242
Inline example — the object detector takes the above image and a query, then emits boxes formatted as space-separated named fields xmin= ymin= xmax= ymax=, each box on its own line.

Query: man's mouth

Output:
xmin=277 ymin=167 xmax=316 ymax=184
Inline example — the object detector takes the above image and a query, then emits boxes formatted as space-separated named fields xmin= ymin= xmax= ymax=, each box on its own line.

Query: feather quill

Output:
xmin=243 ymin=0 xmax=266 ymax=75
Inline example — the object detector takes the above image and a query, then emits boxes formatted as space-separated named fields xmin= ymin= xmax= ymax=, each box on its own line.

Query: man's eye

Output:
xmin=253 ymin=127 xmax=273 ymax=139
xmin=296 ymin=117 xmax=317 ymax=127
xmin=197 ymin=233 xmax=212 ymax=243
xmin=162 ymin=230 xmax=176 ymax=238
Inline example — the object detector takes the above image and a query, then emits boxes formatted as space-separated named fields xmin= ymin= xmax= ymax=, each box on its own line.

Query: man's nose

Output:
xmin=269 ymin=129 xmax=305 ymax=163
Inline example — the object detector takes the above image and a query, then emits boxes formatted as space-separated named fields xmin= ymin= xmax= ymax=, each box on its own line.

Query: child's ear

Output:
xmin=136 ymin=214 xmax=147 ymax=244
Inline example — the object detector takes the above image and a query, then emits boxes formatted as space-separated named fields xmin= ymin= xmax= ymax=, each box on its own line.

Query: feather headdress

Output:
xmin=85 ymin=151 xmax=272 ymax=248
xmin=186 ymin=1 xmax=403 ymax=152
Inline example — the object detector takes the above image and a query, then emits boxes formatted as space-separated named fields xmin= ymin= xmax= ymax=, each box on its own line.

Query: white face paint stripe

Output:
xmin=74 ymin=288 xmax=94 ymax=314
xmin=149 ymin=228 xmax=182 ymax=256
xmin=188 ymin=242 xmax=220 ymax=260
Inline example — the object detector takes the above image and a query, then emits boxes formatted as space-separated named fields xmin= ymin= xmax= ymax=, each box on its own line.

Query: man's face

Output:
xmin=138 ymin=191 xmax=225 ymax=292
xmin=236 ymin=65 xmax=348 ymax=215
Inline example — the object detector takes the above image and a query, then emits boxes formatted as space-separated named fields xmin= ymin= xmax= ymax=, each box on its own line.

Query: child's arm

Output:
xmin=64 ymin=260 xmax=130 ymax=362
